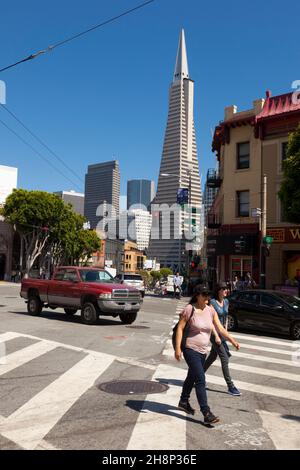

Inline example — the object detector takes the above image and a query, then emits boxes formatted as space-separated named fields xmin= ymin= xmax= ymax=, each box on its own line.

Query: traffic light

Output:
xmin=190 ymin=261 xmax=196 ymax=269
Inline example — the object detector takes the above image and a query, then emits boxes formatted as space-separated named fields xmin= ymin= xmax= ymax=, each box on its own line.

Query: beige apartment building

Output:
xmin=124 ymin=240 xmax=145 ymax=273
xmin=208 ymin=90 xmax=300 ymax=289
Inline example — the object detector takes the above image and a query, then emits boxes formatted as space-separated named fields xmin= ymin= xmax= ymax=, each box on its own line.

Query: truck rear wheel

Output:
xmin=64 ymin=308 xmax=77 ymax=316
xmin=81 ymin=302 xmax=98 ymax=325
xmin=27 ymin=296 xmax=43 ymax=315
xmin=119 ymin=312 xmax=137 ymax=324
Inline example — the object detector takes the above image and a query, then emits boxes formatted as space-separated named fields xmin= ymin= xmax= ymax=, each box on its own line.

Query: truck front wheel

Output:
xmin=119 ymin=312 xmax=137 ymax=324
xmin=27 ymin=296 xmax=43 ymax=315
xmin=81 ymin=302 xmax=98 ymax=325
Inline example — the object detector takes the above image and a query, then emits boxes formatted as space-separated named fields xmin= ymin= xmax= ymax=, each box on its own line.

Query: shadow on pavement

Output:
xmin=125 ymin=399 xmax=213 ymax=428
xmin=281 ymin=414 xmax=300 ymax=422
xmin=8 ymin=310 xmax=125 ymax=327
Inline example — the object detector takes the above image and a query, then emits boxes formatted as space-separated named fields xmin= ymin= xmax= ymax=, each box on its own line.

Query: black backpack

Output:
xmin=172 ymin=306 xmax=195 ymax=351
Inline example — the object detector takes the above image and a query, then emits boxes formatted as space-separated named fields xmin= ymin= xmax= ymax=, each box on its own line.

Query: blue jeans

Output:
xmin=181 ymin=348 xmax=209 ymax=415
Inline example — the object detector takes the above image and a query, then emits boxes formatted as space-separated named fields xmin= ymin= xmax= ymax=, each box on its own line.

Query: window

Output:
xmin=53 ymin=270 xmax=65 ymax=281
xmin=63 ymin=270 xmax=78 ymax=282
xmin=124 ymin=274 xmax=143 ymax=280
xmin=240 ymin=292 xmax=259 ymax=305
xmin=237 ymin=191 xmax=249 ymax=217
xmin=261 ymin=294 xmax=282 ymax=308
xmin=237 ymin=142 xmax=250 ymax=169
xmin=79 ymin=270 xmax=113 ymax=283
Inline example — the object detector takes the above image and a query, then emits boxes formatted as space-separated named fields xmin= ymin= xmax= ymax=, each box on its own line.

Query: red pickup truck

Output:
xmin=20 ymin=266 xmax=142 ymax=325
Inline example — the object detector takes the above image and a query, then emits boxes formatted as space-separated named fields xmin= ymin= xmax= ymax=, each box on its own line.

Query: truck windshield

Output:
xmin=80 ymin=270 xmax=114 ymax=283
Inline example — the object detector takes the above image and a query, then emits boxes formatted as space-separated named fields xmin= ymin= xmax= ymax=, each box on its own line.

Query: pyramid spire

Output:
xmin=173 ymin=29 xmax=189 ymax=81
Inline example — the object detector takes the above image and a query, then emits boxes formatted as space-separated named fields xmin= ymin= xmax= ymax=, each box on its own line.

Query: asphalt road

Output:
xmin=0 ymin=283 xmax=299 ymax=450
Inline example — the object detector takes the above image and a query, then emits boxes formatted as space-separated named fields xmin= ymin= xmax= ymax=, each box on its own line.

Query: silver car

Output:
xmin=115 ymin=273 xmax=145 ymax=298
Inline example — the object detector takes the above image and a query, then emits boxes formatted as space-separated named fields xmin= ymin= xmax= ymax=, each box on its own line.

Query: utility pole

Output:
xmin=260 ymin=175 xmax=267 ymax=289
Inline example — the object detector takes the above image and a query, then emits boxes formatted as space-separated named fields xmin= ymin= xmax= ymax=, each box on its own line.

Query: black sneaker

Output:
xmin=203 ymin=410 xmax=219 ymax=424
xmin=178 ymin=400 xmax=195 ymax=415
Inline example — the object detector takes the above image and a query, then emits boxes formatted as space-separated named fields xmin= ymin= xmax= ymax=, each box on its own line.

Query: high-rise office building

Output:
xmin=84 ymin=161 xmax=120 ymax=230
xmin=148 ymin=30 xmax=202 ymax=270
xmin=54 ymin=190 xmax=85 ymax=215
xmin=127 ymin=179 xmax=155 ymax=210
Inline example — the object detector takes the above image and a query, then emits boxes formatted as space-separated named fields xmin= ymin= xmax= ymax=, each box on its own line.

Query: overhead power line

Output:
xmin=0 ymin=116 xmax=83 ymax=191
xmin=0 ymin=103 xmax=84 ymax=184
xmin=0 ymin=0 xmax=155 ymax=73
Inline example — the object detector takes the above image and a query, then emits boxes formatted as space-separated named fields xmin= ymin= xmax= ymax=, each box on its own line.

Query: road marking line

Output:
xmin=231 ymin=343 xmax=295 ymax=356
xmin=233 ymin=334 xmax=297 ymax=348
xmin=0 ymin=332 xmax=157 ymax=372
xmin=156 ymin=363 xmax=300 ymax=402
xmin=258 ymin=410 xmax=300 ymax=450
xmin=35 ymin=439 xmax=60 ymax=450
xmin=205 ymin=373 xmax=300 ymax=401
xmin=163 ymin=338 xmax=300 ymax=368
xmin=0 ymin=341 xmax=58 ymax=376
xmin=209 ymin=360 xmax=300 ymax=382
xmin=0 ymin=353 xmax=114 ymax=450
xmin=0 ymin=332 xmax=21 ymax=342
xmin=232 ymin=351 xmax=299 ymax=367
xmin=127 ymin=363 xmax=187 ymax=450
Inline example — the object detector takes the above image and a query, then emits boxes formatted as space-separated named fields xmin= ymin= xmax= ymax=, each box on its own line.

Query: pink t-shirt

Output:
xmin=180 ymin=303 xmax=215 ymax=354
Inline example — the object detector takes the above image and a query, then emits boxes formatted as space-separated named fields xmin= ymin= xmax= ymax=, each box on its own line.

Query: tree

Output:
xmin=1 ymin=189 xmax=101 ymax=275
xmin=278 ymin=123 xmax=300 ymax=224
xmin=159 ymin=267 xmax=173 ymax=279
xmin=150 ymin=270 xmax=162 ymax=283
xmin=71 ymin=229 xmax=101 ymax=266
xmin=2 ymin=189 xmax=66 ymax=276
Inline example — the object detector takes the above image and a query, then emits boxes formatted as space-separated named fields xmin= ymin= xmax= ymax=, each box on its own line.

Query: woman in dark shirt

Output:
xmin=204 ymin=282 xmax=241 ymax=396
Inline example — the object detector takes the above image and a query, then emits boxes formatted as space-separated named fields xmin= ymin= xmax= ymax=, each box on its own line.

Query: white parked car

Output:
xmin=115 ymin=273 xmax=145 ymax=298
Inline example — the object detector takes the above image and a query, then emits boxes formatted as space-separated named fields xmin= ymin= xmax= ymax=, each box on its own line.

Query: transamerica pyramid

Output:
xmin=148 ymin=29 xmax=202 ymax=272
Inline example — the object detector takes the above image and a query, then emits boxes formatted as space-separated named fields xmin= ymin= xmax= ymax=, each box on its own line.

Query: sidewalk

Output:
xmin=0 ymin=281 xmax=21 ymax=287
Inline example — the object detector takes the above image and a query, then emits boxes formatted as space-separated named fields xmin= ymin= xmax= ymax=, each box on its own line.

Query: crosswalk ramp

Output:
xmin=0 ymin=326 xmax=299 ymax=450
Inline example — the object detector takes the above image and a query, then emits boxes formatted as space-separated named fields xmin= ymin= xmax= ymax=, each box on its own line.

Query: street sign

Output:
xmin=263 ymin=236 xmax=273 ymax=244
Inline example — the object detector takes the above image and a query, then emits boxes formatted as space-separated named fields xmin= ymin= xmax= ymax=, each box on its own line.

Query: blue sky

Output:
xmin=0 ymin=0 xmax=299 ymax=197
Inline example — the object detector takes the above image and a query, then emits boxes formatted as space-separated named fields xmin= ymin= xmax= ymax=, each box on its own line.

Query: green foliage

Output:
xmin=2 ymin=189 xmax=101 ymax=273
xmin=72 ymin=229 xmax=101 ymax=265
xmin=278 ymin=124 xmax=300 ymax=224
xmin=150 ymin=270 xmax=162 ymax=281
xmin=159 ymin=267 xmax=173 ymax=279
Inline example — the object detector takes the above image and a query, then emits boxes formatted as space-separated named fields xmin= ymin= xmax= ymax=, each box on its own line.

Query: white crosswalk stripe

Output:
xmin=127 ymin=364 xmax=187 ymax=450
xmin=0 ymin=327 xmax=299 ymax=450
xmin=0 ymin=341 xmax=58 ymax=376
xmin=0 ymin=353 xmax=114 ymax=450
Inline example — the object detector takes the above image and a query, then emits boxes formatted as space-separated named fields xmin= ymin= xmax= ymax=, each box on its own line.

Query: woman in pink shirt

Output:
xmin=175 ymin=284 xmax=240 ymax=424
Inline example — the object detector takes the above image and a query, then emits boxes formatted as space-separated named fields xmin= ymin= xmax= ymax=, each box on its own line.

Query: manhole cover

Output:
xmin=4 ymin=296 xmax=18 ymax=299
xmin=125 ymin=325 xmax=150 ymax=329
xmin=0 ymin=305 xmax=5 ymax=307
xmin=98 ymin=380 xmax=169 ymax=395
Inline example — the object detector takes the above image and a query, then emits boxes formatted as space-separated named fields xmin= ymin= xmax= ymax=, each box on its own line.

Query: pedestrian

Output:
xmin=175 ymin=284 xmax=240 ymax=424
xmin=173 ymin=272 xmax=183 ymax=299
xmin=232 ymin=275 xmax=240 ymax=291
xmin=244 ymin=272 xmax=256 ymax=289
xmin=204 ymin=282 xmax=241 ymax=396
